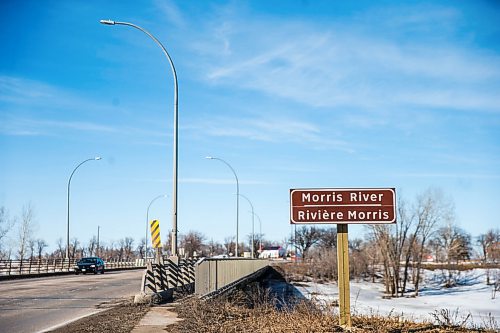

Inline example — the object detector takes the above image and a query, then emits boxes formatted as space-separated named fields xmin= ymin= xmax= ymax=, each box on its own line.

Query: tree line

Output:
xmin=0 ymin=203 xmax=269 ymax=261
xmin=290 ymin=188 xmax=499 ymax=297
xmin=1 ymin=188 xmax=498 ymax=297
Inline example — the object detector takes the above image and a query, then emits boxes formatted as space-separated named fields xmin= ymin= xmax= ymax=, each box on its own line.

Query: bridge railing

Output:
xmin=138 ymin=257 xmax=269 ymax=301
xmin=195 ymin=258 xmax=269 ymax=296
xmin=0 ymin=258 xmax=145 ymax=276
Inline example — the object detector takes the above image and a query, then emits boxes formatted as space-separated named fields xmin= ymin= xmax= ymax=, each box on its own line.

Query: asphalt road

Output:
xmin=0 ymin=269 xmax=144 ymax=333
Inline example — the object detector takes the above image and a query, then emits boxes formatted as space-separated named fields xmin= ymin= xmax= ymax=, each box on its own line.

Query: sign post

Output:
xmin=290 ymin=188 xmax=396 ymax=328
xmin=337 ymin=224 xmax=351 ymax=327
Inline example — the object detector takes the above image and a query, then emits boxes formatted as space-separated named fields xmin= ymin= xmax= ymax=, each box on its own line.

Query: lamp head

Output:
xmin=205 ymin=156 xmax=214 ymax=160
xmin=95 ymin=156 xmax=102 ymax=160
xmin=100 ymin=19 xmax=116 ymax=25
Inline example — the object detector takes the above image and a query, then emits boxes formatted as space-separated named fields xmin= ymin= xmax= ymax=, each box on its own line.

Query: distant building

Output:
xmin=258 ymin=246 xmax=285 ymax=259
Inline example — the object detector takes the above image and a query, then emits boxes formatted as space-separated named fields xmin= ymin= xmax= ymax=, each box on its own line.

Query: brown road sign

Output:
xmin=290 ymin=188 xmax=396 ymax=224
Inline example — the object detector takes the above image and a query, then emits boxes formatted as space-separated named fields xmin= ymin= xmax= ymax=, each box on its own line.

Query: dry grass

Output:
xmin=166 ymin=264 xmax=497 ymax=333
xmin=164 ymin=264 xmax=499 ymax=333
xmin=168 ymin=289 xmax=496 ymax=333
xmin=172 ymin=293 xmax=342 ymax=333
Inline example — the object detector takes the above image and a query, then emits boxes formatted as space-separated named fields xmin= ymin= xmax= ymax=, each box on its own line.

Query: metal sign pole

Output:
xmin=337 ymin=224 xmax=351 ymax=327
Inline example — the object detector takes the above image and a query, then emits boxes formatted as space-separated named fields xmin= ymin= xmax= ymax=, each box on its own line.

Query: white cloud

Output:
xmin=128 ymin=177 xmax=267 ymax=185
xmin=0 ymin=117 xmax=118 ymax=136
xmin=189 ymin=115 xmax=353 ymax=152
xmin=190 ymin=6 xmax=500 ymax=113
xmin=396 ymin=172 xmax=500 ymax=180
xmin=0 ymin=76 xmax=170 ymax=141
xmin=180 ymin=177 xmax=268 ymax=185
xmin=154 ymin=0 xmax=186 ymax=28
xmin=0 ymin=75 xmax=114 ymax=114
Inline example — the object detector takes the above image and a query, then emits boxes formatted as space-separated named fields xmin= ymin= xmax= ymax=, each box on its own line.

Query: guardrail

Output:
xmin=0 ymin=258 xmax=145 ymax=277
xmin=135 ymin=257 xmax=270 ymax=303
xmin=195 ymin=258 xmax=269 ymax=296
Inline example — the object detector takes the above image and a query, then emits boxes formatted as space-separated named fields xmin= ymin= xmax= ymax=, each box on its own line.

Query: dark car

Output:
xmin=74 ymin=257 xmax=105 ymax=275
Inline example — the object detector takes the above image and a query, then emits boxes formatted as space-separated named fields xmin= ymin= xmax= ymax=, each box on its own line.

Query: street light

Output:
xmin=239 ymin=194 xmax=255 ymax=258
xmin=66 ymin=156 xmax=101 ymax=260
xmin=205 ymin=156 xmax=239 ymax=257
xmin=97 ymin=225 xmax=100 ymax=257
xmin=251 ymin=211 xmax=263 ymax=253
xmin=146 ymin=194 xmax=167 ymax=261
xmin=100 ymin=19 xmax=179 ymax=257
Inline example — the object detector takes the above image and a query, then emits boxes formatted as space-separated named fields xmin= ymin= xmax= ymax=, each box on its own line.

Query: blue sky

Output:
xmin=1 ymin=0 xmax=499 ymax=252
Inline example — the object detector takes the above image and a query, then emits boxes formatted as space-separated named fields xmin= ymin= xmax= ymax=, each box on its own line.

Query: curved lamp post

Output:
xmin=251 ymin=211 xmax=262 ymax=253
xmin=239 ymin=194 xmax=255 ymax=258
xmin=100 ymin=19 xmax=179 ymax=257
xmin=146 ymin=194 xmax=167 ymax=260
xmin=66 ymin=157 xmax=101 ymax=259
xmin=206 ymin=156 xmax=239 ymax=257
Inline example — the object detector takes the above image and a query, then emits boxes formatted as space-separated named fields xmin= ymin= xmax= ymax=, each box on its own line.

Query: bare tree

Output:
xmin=368 ymin=224 xmax=396 ymax=295
xmin=362 ymin=237 xmax=381 ymax=283
xmin=399 ymin=196 xmax=419 ymax=296
xmin=246 ymin=233 xmax=261 ymax=257
xmin=87 ymin=236 xmax=98 ymax=257
xmin=433 ymin=224 xmax=471 ymax=263
xmin=477 ymin=229 xmax=500 ymax=285
xmin=35 ymin=239 xmax=48 ymax=260
xmin=106 ymin=240 xmax=117 ymax=260
xmin=137 ymin=237 xmax=145 ymax=259
xmin=28 ymin=239 xmax=36 ymax=260
xmin=180 ymin=231 xmax=205 ymax=257
xmin=366 ymin=191 xmax=453 ymax=297
xmin=17 ymin=203 xmax=37 ymax=260
xmin=206 ymin=239 xmax=225 ymax=256
xmin=224 ymin=236 xmax=235 ymax=256
xmin=70 ymin=237 xmax=80 ymax=259
xmin=413 ymin=188 xmax=454 ymax=296
xmin=117 ymin=239 xmax=125 ymax=261
xmin=349 ymin=238 xmax=369 ymax=281
xmin=294 ymin=226 xmax=323 ymax=260
xmin=431 ymin=224 xmax=471 ymax=287
xmin=318 ymin=227 xmax=337 ymax=249
xmin=380 ymin=195 xmax=418 ymax=297
xmin=96 ymin=241 xmax=104 ymax=259
xmin=122 ymin=237 xmax=134 ymax=260
xmin=477 ymin=229 xmax=500 ymax=263
xmin=56 ymin=237 xmax=65 ymax=258
xmin=0 ymin=207 xmax=13 ymax=257
xmin=114 ymin=238 xmax=135 ymax=261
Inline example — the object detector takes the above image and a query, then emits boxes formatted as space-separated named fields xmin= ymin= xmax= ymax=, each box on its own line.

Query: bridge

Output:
xmin=135 ymin=256 xmax=269 ymax=302
xmin=0 ymin=256 xmax=270 ymax=333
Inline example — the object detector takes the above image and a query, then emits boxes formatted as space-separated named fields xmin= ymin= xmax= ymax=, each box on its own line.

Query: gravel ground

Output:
xmin=48 ymin=298 xmax=150 ymax=333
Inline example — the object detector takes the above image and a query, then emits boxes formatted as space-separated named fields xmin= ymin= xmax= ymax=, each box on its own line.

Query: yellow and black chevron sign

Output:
xmin=150 ymin=219 xmax=161 ymax=248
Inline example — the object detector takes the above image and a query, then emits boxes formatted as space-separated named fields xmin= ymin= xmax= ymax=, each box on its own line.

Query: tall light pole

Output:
xmin=239 ymin=194 xmax=255 ymax=258
xmin=206 ymin=156 xmax=239 ymax=257
xmin=252 ymin=211 xmax=262 ymax=253
xmin=66 ymin=157 xmax=101 ymax=260
xmin=97 ymin=225 xmax=100 ymax=257
xmin=100 ymin=19 xmax=179 ymax=257
xmin=146 ymin=194 xmax=167 ymax=261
